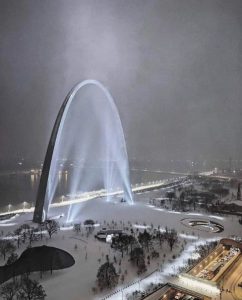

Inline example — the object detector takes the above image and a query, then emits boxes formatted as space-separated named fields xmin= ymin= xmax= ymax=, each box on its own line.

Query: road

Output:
xmin=1 ymin=177 xmax=188 ymax=215
xmin=222 ymin=255 xmax=242 ymax=300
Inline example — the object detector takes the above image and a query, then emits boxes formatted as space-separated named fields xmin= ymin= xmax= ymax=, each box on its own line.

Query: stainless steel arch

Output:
xmin=33 ymin=80 xmax=132 ymax=223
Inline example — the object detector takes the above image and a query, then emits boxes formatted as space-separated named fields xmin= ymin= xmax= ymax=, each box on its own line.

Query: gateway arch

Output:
xmin=33 ymin=80 xmax=133 ymax=223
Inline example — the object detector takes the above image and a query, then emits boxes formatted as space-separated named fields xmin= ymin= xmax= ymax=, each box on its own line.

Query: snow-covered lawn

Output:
xmin=0 ymin=188 xmax=241 ymax=300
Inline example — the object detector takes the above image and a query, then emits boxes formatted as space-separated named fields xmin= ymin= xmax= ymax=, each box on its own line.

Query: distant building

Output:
xmin=237 ymin=183 xmax=241 ymax=200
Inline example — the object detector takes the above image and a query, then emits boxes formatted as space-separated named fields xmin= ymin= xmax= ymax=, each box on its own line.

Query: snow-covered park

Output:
xmin=0 ymin=184 xmax=241 ymax=300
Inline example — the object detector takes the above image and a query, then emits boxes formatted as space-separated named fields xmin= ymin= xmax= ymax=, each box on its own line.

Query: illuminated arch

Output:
xmin=33 ymin=80 xmax=133 ymax=223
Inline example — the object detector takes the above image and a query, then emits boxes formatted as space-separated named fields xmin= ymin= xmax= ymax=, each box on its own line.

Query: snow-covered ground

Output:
xmin=0 ymin=187 xmax=241 ymax=300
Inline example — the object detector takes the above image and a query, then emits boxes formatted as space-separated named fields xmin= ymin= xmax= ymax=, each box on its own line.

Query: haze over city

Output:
xmin=0 ymin=0 xmax=241 ymax=166
xmin=0 ymin=2 xmax=242 ymax=300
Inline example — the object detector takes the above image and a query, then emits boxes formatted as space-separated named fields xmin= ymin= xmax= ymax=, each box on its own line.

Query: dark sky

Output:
xmin=0 ymin=0 xmax=241 ymax=165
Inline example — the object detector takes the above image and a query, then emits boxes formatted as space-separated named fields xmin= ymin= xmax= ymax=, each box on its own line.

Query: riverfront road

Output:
xmin=0 ymin=178 xmax=188 ymax=215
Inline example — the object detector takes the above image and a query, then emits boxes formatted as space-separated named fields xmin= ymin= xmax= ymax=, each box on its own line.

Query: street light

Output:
xmin=23 ymin=201 xmax=27 ymax=212
xmin=8 ymin=204 xmax=12 ymax=212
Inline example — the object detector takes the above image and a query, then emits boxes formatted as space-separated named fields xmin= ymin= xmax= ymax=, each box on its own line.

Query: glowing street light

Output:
xmin=23 ymin=201 xmax=27 ymax=212
xmin=8 ymin=204 xmax=12 ymax=212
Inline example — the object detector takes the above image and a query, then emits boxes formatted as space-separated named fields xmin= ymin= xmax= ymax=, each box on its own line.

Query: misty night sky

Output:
xmin=0 ymin=0 xmax=241 ymax=165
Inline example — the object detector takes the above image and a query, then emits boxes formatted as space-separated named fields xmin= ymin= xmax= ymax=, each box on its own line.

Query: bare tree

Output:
xmin=97 ymin=262 xmax=119 ymax=289
xmin=5 ymin=252 xmax=18 ymax=265
xmin=14 ymin=227 xmax=22 ymax=248
xmin=0 ymin=280 xmax=19 ymax=300
xmin=111 ymin=234 xmax=132 ymax=258
xmin=137 ymin=256 xmax=147 ymax=275
xmin=73 ymin=223 xmax=81 ymax=234
xmin=24 ymin=228 xmax=39 ymax=246
xmin=17 ymin=277 xmax=46 ymax=300
xmin=138 ymin=230 xmax=152 ymax=251
xmin=156 ymin=230 xmax=164 ymax=247
xmin=165 ymin=228 xmax=178 ymax=251
xmin=37 ymin=223 xmax=45 ymax=240
xmin=43 ymin=220 xmax=60 ymax=239
xmin=19 ymin=224 xmax=31 ymax=244
xmin=130 ymin=247 xmax=144 ymax=267
xmin=0 ymin=240 xmax=16 ymax=260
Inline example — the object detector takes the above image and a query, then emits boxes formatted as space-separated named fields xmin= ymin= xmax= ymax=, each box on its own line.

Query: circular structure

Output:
xmin=181 ymin=217 xmax=224 ymax=233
